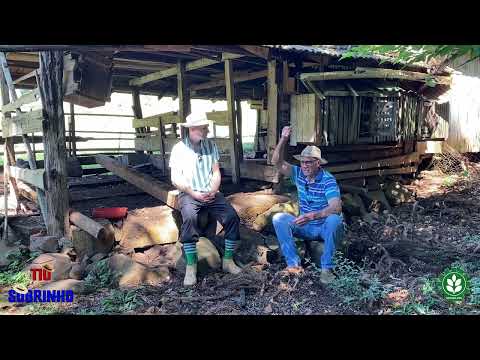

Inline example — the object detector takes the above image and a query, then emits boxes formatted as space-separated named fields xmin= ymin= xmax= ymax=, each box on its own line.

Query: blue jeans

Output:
xmin=272 ymin=213 xmax=344 ymax=269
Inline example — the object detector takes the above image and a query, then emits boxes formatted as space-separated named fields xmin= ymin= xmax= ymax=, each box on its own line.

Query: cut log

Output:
xmin=70 ymin=223 xmax=115 ymax=261
xmin=252 ymin=201 xmax=299 ymax=232
xmin=95 ymin=154 xmax=179 ymax=209
xmin=69 ymin=210 xmax=114 ymax=243
xmin=226 ymin=191 xmax=290 ymax=228
xmin=119 ymin=206 xmax=180 ymax=249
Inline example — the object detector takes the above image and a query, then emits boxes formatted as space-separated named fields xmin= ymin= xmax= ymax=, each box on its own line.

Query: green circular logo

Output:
xmin=440 ymin=268 xmax=469 ymax=301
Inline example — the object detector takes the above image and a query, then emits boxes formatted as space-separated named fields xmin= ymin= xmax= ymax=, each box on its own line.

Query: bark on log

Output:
xmin=38 ymin=51 xmax=69 ymax=237
xmin=69 ymin=210 xmax=112 ymax=243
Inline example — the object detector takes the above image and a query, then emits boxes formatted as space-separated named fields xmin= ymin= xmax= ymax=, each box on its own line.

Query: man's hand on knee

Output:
xmin=192 ymin=191 xmax=214 ymax=203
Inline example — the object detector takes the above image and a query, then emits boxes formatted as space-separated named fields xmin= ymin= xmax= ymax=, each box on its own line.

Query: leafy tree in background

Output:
xmin=340 ymin=45 xmax=480 ymax=68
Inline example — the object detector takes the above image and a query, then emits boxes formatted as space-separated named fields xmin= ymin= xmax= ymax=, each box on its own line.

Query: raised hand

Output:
xmin=281 ymin=126 xmax=291 ymax=139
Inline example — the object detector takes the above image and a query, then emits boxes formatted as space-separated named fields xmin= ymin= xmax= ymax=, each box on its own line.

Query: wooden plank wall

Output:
xmin=445 ymin=56 xmax=480 ymax=152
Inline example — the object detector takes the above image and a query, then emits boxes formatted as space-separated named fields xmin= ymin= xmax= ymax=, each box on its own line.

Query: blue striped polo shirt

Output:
xmin=291 ymin=165 xmax=341 ymax=224
xmin=169 ymin=136 xmax=220 ymax=192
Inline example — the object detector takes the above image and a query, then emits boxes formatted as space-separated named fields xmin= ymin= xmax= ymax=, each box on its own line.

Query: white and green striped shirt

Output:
xmin=169 ymin=137 xmax=220 ymax=192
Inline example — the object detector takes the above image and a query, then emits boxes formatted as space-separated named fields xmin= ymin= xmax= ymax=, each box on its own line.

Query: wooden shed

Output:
xmin=0 ymin=45 xmax=453 ymax=238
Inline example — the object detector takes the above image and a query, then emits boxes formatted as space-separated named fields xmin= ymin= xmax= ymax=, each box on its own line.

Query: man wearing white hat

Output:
xmin=271 ymin=126 xmax=344 ymax=284
xmin=169 ymin=113 xmax=242 ymax=286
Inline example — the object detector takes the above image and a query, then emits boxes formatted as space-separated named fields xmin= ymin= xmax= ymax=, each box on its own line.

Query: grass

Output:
xmin=74 ymin=288 xmax=143 ymax=315
xmin=323 ymin=252 xmax=386 ymax=310
xmin=0 ymin=248 xmax=40 ymax=288
xmin=83 ymin=259 xmax=116 ymax=293
xmin=442 ymin=175 xmax=458 ymax=188
xmin=24 ymin=303 xmax=64 ymax=315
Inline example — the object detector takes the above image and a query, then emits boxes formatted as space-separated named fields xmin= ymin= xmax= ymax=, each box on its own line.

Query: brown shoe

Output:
xmin=281 ymin=266 xmax=304 ymax=276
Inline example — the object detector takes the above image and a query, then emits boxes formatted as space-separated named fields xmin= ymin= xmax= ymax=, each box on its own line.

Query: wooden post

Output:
xmin=225 ymin=59 xmax=240 ymax=184
xmin=267 ymin=60 xmax=278 ymax=164
xmin=38 ymin=51 xmax=69 ymax=238
xmin=255 ymin=109 xmax=262 ymax=153
xmin=177 ymin=60 xmax=190 ymax=139
xmin=31 ymin=133 xmax=36 ymax=163
xmin=235 ymin=98 xmax=243 ymax=162
xmin=132 ymin=88 xmax=144 ymax=154
xmin=69 ymin=102 xmax=77 ymax=157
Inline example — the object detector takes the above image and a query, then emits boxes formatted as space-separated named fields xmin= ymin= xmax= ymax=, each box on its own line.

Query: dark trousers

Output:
xmin=178 ymin=192 xmax=240 ymax=244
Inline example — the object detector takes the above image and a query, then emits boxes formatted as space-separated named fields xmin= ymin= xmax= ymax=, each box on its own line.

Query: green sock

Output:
xmin=185 ymin=253 xmax=197 ymax=265
xmin=184 ymin=243 xmax=197 ymax=265
xmin=224 ymin=239 xmax=236 ymax=260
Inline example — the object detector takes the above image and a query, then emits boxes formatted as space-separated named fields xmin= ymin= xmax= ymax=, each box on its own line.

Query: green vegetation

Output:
xmin=83 ymin=259 xmax=116 ymax=293
xmin=75 ymin=288 xmax=143 ymax=315
xmin=324 ymin=252 xmax=386 ymax=310
xmin=0 ymin=248 xmax=39 ymax=288
xmin=341 ymin=45 xmax=480 ymax=68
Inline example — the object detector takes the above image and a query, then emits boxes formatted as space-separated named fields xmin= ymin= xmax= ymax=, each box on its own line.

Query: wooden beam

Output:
xmin=95 ymin=154 xmax=180 ymax=209
xmin=266 ymin=60 xmax=278 ymax=164
xmin=206 ymin=111 xmax=229 ymax=126
xmin=239 ymin=45 xmax=270 ymax=60
xmin=1 ymin=109 xmax=43 ymax=137
xmin=236 ymin=99 xmax=243 ymax=162
xmin=1 ymin=45 xmax=194 ymax=53
xmin=189 ymin=70 xmax=267 ymax=91
xmin=131 ymin=88 xmax=145 ymax=154
xmin=322 ymin=90 xmax=400 ymax=97
xmin=8 ymin=166 xmax=46 ymax=190
xmin=132 ymin=115 xmax=161 ymax=128
xmin=69 ymin=103 xmax=76 ymax=157
xmin=6 ymin=52 xmax=39 ymax=63
xmin=38 ymin=51 xmax=70 ymax=238
xmin=1 ymin=88 xmax=41 ymax=113
xmin=12 ymin=69 xmax=39 ymax=85
xmin=129 ymin=53 xmax=244 ymax=87
xmin=129 ymin=67 xmax=177 ymax=87
xmin=325 ymin=152 xmax=419 ymax=174
xmin=301 ymin=67 xmax=451 ymax=85
xmin=333 ymin=166 xmax=417 ymax=180
xmin=225 ymin=59 xmax=240 ymax=184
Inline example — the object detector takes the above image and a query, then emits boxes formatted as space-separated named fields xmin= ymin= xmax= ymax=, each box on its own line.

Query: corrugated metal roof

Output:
xmin=266 ymin=45 xmax=353 ymax=57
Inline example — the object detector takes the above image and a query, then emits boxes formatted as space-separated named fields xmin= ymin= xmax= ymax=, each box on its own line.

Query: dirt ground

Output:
xmin=2 ymin=163 xmax=480 ymax=315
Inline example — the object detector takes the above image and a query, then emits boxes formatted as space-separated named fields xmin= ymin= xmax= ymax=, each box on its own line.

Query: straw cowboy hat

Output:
xmin=180 ymin=113 xmax=210 ymax=128
xmin=293 ymin=145 xmax=328 ymax=165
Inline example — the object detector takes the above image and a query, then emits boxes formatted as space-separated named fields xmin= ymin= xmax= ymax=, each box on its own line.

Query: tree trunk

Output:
xmin=38 ymin=51 xmax=69 ymax=238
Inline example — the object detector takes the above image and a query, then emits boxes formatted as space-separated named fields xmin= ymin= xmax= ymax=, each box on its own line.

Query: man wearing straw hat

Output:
xmin=169 ymin=113 xmax=242 ymax=286
xmin=271 ymin=126 xmax=344 ymax=284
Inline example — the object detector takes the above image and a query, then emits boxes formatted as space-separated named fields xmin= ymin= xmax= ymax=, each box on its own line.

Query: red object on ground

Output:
xmin=92 ymin=207 xmax=128 ymax=219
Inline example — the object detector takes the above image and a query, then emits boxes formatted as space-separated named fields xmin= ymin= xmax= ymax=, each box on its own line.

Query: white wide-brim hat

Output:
xmin=293 ymin=145 xmax=328 ymax=164
xmin=180 ymin=113 xmax=210 ymax=128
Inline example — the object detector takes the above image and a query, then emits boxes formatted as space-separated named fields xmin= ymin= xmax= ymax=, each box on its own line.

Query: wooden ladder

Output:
xmin=0 ymin=52 xmax=48 ymax=241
